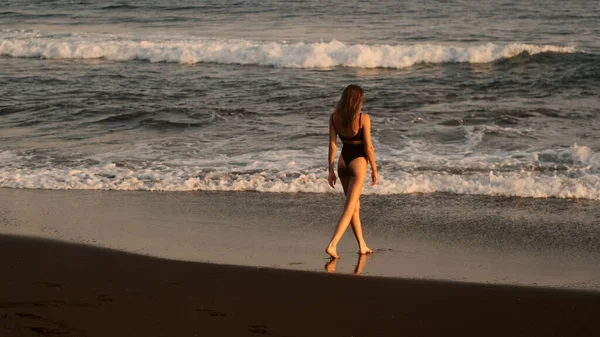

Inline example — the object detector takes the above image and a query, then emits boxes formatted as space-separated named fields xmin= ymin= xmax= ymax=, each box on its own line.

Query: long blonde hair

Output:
xmin=334 ymin=84 xmax=364 ymax=128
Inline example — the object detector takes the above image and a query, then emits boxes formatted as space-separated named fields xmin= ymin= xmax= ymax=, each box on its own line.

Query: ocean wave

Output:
xmin=92 ymin=111 xmax=149 ymax=124
xmin=98 ymin=4 xmax=140 ymax=10
xmin=2 ymin=140 xmax=598 ymax=199
xmin=139 ymin=117 xmax=211 ymax=129
xmin=1 ymin=161 xmax=599 ymax=200
xmin=0 ymin=30 xmax=580 ymax=69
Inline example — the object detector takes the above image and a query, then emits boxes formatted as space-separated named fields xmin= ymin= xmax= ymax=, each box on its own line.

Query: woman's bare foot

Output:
xmin=325 ymin=246 xmax=339 ymax=259
xmin=359 ymin=246 xmax=374 ymax=255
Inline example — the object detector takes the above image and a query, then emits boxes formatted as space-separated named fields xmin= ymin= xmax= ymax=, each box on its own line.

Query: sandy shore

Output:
xmin=2 ymin=188 xmax=600 ymax=289
xmin=2 ymin=234 xmax=600 ymax=337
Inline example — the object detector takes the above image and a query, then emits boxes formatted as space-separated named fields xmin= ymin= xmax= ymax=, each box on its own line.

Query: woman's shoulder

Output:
xmin=360 ymin=112 xmax=370 ymax=126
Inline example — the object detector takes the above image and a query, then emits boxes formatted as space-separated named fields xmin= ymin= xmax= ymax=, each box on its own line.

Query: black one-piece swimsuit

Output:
xmin=333 ymin=113 xmax=367 ymax=165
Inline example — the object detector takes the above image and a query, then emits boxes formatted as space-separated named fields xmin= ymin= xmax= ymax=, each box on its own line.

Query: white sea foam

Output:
xmin=1 ymin=163 xmax=600 ymax=199
xmin=1 ymin=148 xmax=600 ymax=199
xmin=2 ymin=123 xmax=598 ymax=200
xmin=0 ymin=30 xmax=578 ymax=68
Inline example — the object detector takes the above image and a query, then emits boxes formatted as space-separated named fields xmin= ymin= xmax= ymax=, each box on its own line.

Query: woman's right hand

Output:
xmin=371 ymin=169 xmax=378 ymax=186
xmin=328 ymin=170 xmax=337 ymax=188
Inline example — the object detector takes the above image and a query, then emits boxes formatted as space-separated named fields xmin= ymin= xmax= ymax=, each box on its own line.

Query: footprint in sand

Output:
xmin=194 ymin=308 xmax=226 ymax=317
xmin=248 ymin=324 xmax=268 ymax=334
xmin=29 ymin=327 xmax=66 ymax=336
xmin=34 ymin=282 xmax=61 ymax=289
xmin=97 ymin=294 xmax=113 ymax=303
xmin=375 ymin=248 xmax=393 ymax=252
xmin=16 ymin=313 xmax=43 ymax=320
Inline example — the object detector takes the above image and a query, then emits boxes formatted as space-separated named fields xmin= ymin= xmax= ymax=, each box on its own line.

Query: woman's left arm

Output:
xmin=328 ymin=114 xmax=337 ymax=188
xmin=362 ymin=114 xmax=378 ymax=186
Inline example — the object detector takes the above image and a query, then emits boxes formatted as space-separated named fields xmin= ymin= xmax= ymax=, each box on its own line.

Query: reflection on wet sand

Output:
xmin=325 ymin=254 xmax=370 ymax=275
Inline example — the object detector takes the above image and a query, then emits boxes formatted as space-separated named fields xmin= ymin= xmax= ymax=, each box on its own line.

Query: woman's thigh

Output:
xmin=342 ymin=157 xmax=367 ymax=211
xmin=337 ymin=155 xmax=350 ymax=195
xmin=338 ymin=156 xmax=367 ymax=194
xmin=347 ymin=157 xmax=367 ymax=182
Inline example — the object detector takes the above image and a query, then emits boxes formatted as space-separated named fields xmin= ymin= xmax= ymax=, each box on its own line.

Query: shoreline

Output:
xmin=2 ymin=234 xmax=600 ymax=337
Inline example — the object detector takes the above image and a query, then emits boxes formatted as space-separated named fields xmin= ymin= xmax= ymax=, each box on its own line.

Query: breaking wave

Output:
xmin=0 ymin=30 xmax=580 ymax=69
xmin=1 ymin=144 xmax=599 ymax=200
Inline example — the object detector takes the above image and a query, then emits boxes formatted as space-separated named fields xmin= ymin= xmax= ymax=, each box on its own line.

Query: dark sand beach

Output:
xmin=2 ymin=234 xmax=600 ymax=337
xmin=2 ymin=188 xmax=600 ymax=336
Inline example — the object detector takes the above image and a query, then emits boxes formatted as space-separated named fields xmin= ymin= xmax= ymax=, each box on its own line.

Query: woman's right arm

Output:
xmin=362 ymin=114 xmax=378 ymax=186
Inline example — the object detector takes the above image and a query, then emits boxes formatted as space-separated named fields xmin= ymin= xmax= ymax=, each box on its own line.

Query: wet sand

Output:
xmin=1 ymin=234 xmax=600 ymax=337
xmin=2 ymin=188 xmax=600 ymax=289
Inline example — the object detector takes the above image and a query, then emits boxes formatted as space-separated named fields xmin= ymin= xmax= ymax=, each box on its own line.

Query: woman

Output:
xmin=325 ymin=84 xmax=378 ymax=259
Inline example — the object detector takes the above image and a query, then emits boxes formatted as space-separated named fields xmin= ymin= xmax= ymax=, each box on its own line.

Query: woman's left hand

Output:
xmin=328 ymin=170 xmax=337 ymax=188
xmin=371 ymin=170 xmax=378 ymax=186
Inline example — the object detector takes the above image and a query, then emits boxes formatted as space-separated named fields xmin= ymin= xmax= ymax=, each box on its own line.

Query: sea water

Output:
xmin=1 ymin=0 xmax=599 ymax=199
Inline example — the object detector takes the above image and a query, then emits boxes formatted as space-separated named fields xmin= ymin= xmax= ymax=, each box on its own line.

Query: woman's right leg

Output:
xmin=349 ymin=200 xmax=373 ymax=254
